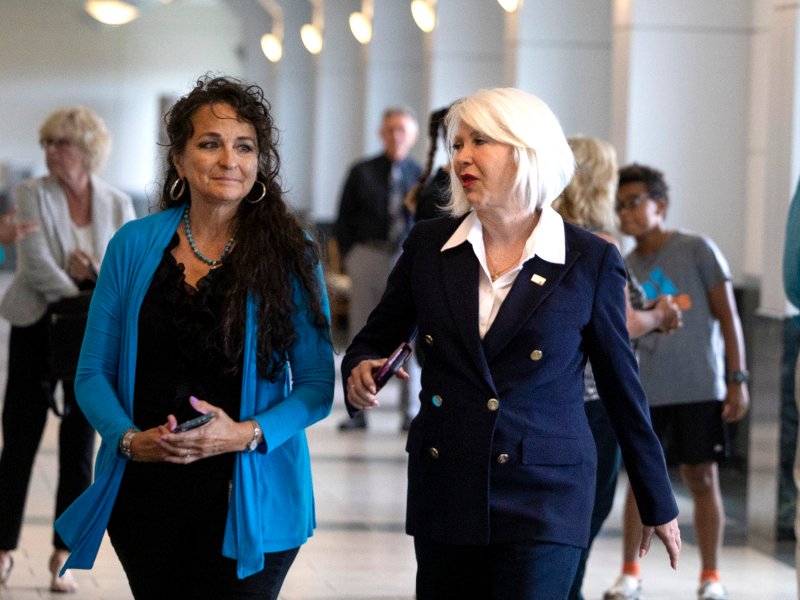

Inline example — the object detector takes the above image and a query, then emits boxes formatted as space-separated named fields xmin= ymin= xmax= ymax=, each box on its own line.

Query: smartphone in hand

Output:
xmin=174 ymin=411 xmax=216 ymax=433
xmin=373 ymin=343 xmax=413 ymax=391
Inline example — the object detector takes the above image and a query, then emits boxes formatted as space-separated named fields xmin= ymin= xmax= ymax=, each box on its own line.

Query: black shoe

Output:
xmin=339 ymin=412 xmax=367 ymax=431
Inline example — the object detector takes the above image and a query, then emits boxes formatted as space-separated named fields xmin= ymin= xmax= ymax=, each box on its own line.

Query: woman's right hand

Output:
xmin=0 ymin=208 xmax=38 ymax=245
xmin=346 ymin=358 xmax=409 ymax=411
xmin=126 ymin=424 xmax=183 ymax=462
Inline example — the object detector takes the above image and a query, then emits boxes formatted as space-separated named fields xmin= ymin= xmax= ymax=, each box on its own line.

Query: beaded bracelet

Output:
xmin=119 ymin=427 xmax=138 ymax=460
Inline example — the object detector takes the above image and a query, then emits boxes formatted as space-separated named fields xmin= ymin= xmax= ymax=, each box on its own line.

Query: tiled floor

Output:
xmin=0 ymin=272 xmax=796 ymax=598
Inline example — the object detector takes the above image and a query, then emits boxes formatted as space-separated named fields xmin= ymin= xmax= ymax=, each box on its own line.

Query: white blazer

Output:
xmin=0 ymin=174 xmax=136 ymax=326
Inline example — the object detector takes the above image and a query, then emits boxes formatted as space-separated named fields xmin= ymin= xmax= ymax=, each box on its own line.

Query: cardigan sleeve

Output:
xmin=74 ymin=227 xmax=137 ymax=446
xmin=784 ymin=176 xmax=800 ymax=316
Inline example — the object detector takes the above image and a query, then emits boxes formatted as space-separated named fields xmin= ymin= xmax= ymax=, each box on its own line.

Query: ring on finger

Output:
xmin=185 ymin=449 xmax=190 ymax=458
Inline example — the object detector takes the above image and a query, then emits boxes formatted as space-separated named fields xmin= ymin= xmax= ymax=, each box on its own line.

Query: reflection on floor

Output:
xmin=0 ymin=294 xmax=795 ymax=598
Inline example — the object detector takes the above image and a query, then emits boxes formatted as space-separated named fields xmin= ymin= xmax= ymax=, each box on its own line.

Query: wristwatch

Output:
xmin=244 ymin=419 xmax=261 ymax=452
xmin=726 ymin=369 xmax=750 ymax=384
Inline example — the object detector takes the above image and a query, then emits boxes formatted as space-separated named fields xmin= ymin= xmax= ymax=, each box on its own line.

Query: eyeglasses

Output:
xmin=40 ymin=138 xmax=74 ymax=150
xmin=615 ymin=193 xmax=650 ymax=213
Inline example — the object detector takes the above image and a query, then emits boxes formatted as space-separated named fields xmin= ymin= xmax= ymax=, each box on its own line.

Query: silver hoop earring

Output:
xmin=169 ymin=177 xmax=187 ymax=201
xmin=246 ymin=181 xmax=267 ymax=204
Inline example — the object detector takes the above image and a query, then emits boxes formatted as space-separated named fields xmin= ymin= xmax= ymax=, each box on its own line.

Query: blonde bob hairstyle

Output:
xmin=552 ymin=136 xmax=617 ymax=233
xmin=443 ymin=87 xmax=574 ymax=217
xmin=38 ymin=107 xmax=112 ymax=173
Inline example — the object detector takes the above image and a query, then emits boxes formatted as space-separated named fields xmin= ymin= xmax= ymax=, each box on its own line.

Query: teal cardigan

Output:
xmin=55 ymin=206 xmax=334 ymax=578
xmin=785 ymin=176 xmax=800 ymax=324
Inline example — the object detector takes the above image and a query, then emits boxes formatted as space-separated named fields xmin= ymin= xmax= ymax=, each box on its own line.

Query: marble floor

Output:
xmin=0 ymin=287 xmax=796 ymax=598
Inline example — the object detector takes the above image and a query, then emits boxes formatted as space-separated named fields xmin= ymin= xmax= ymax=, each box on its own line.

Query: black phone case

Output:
xmin=174 ymin=411 xmax=216 ymax=432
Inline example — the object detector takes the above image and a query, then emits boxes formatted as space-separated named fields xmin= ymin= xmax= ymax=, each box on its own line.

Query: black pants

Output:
xmin=0 ymin=317 xmax=95 ymax=550
xmin=414 ymin=536 xmax=581 ymax=600
xmin=108 ymin=466 xmax=298 ymax=600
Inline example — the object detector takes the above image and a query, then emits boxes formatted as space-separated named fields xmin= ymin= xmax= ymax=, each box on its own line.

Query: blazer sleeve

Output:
xmin=14 ymin=181 xmax=80 ymax=302
xmin=340 ymin=225 xmax=419 ymax=410
xmin=584 ymin=243 xmax=679 ymax=526
xmin=784 ymin=176 xmax=800 ymax=312
xmin=334 ymin=166 xmax=361 ymax=259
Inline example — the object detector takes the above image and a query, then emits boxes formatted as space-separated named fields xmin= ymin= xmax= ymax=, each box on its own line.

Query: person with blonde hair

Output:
xmin=342 ymin=89 xmax=680 ymax=598
xmin=554 ymin=137 xmax=682 ymax=600
xmin=0 ymin=106 xmax=135 ymax=592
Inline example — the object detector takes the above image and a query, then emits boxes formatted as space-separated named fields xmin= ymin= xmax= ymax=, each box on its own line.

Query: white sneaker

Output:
xmin=603 ymin=574 xmax=643 ymax=600
xmin=698 ymin=580 xmax=728 ymax=600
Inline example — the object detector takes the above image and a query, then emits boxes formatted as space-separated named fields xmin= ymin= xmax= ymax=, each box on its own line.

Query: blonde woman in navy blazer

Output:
xmin=342 ymin=88 xmax=681 ymax=600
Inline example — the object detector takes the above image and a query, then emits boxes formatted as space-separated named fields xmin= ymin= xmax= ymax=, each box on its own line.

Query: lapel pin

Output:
xmin=531 ymin=274 xmax=546 ymax=286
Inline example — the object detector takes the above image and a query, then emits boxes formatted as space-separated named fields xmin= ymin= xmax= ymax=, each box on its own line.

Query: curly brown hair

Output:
xmin=160 ymin=75 xmax=329 ymax=380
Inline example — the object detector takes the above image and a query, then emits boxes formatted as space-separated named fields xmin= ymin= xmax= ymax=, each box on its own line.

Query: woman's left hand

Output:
xmin=159 ymin=396 xmax=257 ymax=464
xmin=639 ymin=518 xmax=681 ymax=570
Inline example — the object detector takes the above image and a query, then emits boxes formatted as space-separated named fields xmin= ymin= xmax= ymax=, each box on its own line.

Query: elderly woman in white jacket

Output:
xmin=0 ymin=106 xmax=135 ymax=593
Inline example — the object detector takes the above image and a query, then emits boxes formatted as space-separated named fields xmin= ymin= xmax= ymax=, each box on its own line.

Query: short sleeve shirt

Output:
xmin=625 ymin=231 xmax=730 ymax=406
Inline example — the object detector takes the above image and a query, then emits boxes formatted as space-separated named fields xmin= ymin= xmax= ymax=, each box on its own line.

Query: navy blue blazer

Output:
xmin=342 ymin=213 xmax=678 ymax=548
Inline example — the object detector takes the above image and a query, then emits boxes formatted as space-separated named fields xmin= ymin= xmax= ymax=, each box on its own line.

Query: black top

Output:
xmin=115 ymin=233 xmax=242 ymax=517
xmin=134 ymin=233 xmax=241 ymax=428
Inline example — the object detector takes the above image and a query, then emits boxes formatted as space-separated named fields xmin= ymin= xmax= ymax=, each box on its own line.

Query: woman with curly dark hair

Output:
xmin=54 ymin=75 xmax=334 ymax=599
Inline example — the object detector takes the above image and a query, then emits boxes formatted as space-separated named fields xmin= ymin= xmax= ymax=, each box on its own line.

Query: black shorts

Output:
xmin=649 ymin=400 xmax=729 ymax=465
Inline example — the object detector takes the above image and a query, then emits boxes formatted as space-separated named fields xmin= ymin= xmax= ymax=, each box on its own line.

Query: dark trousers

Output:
xmin=108 ymin=468 xmax=298 ymax=600
xmin=414 ymin=536 xmax=581 ymax=600
xmin=568 ymin=400 xmax=622 ymax=600
xmin=0 ymin=318 xmax=95 ymax=550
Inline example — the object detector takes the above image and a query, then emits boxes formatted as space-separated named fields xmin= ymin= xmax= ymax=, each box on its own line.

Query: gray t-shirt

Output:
xmin=625 ymin=230 xmax=730 ymax=406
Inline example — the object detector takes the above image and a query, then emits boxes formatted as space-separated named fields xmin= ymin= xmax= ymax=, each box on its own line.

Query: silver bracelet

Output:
xmin=244 ymin=419 xmax=261 ymax=452
xmin=119 ymin=427 xmax=138 ymax=460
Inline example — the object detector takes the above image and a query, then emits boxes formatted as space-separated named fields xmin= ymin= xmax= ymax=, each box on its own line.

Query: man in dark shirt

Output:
xmin=335 ymin=107 xmax=422 ymax=430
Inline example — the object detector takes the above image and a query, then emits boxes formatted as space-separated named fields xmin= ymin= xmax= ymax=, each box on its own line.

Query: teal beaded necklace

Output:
xmin=182 ymin=205 xmax=235 ymax=269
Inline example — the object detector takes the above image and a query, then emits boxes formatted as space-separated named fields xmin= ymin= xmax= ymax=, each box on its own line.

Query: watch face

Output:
xmin=729 ymin=371 xmax=749 ymax=383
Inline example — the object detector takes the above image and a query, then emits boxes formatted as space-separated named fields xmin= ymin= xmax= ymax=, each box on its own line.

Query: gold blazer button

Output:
xmin=530 ymin=349 xmax=543 ymax=361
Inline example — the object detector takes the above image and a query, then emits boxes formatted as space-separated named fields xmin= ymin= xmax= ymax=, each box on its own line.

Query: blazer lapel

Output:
xmin=440 ymin=242 xmax=494 ymax=385
xmin=90 ymin=176 xmax=113 ymax=262
xmin=44 ymin=178 xmax=72 ymax=268
xmin=481 ymin=249 xmax=581 ymax=362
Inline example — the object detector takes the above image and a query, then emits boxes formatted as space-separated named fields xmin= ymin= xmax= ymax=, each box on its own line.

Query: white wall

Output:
xmin=615 ymin=0 xmax=753 ymax=283
xmin=0 ymin=0 xmax=242 ymax=202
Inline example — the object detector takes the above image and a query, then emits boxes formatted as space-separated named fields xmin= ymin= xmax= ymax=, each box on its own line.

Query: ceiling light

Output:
xmin=301 ymin=0 xmax=324 ymax=55
xmin=261 ymin=33 xmax=283 ymax=62
xmin=497 ymin=0 xmax=523 ymax=12
xmin=301 ymin=23 xmax=323 ymax=54
xmin=411 ymin=0 xmax=436 ymax=33
xmin=349 ymin=0 xmax=373 ymax=45
xmin=85 ymin=0 xmax=140 ymax=26
xmin=258 ymin=0 xmax=284 ymax=63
